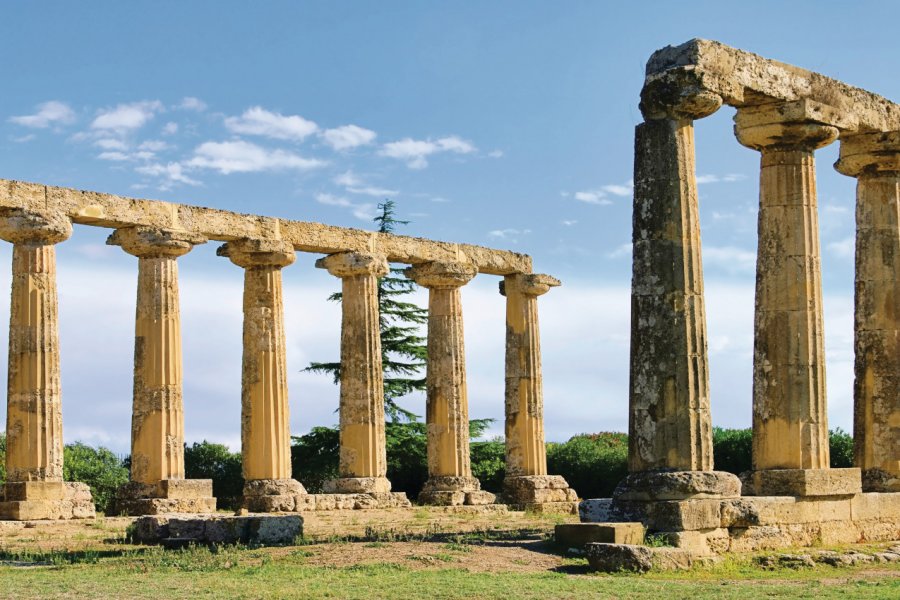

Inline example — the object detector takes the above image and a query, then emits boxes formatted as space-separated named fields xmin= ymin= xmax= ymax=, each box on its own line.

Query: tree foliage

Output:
xmin=547 ymin=433 xmax=629 ymax=498
xmin=291 ymin=427 xmax=340 ymax=494
xmin=305 ymin=200 xmax=427 ymax=422
xmin=62 ymin=442 xmax=129 ymax=515
xmin=184 ymin=441 xmax=243 ymax=510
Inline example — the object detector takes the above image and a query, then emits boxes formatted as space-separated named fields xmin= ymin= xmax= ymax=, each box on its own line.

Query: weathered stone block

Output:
xmin=245 ymin=494 xmax=296 ymax=513
xmin=464 ymin=491 xmax=496 ymax=505
xmin=522 ymin=501 xmax=578 ymax=515
xmin=2 ymin=481 xmax=65 ymax=501
xmin=579 ymin=498 xmax=612 ymax=523
xmin=556 ymin=523 xmax=644 ymax=547
xmin=585 ymin=543 xmax=699 ymax=573
xmin=613 ymin=471 xmax=740 ymax=501
xmin=419 ymin=491 xmax=466 ymax=506
xmin=750 ymin=468 xmax=862 ymax=497
xmin=851 ymin=492 xmax=900 ymax=521
xmin=132 ymin=515 xmax=302 ymax=546
xmin=323 ymin=477 xmax=391 ymax=494
xmin=159 ymin=479 xmax=214 ymax=500
xmin=611 ymin=498 xmax=722 ymax=531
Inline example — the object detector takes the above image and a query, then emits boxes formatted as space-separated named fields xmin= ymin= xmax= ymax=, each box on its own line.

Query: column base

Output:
xmin=0 ymin=481 xmax=95 ymax=521
xmin=862 ymin=467 xmax=900 ymax=493
xmin=322 ymin=476 xmax=392 ymax=494
xmin=613 ymin=471 xmax=741 ymax=501
xmin=502 ymin=475 xmax=578 ymax=505
xmin=418 ymin=476 xmax=495 ymax=506
xmin=242 ymin=478 xmax=308 ymax=513
xmin=117 ymin=479 xmax=217 ymax=515
xmin=744 ymin=468 xmax=862 ymax=497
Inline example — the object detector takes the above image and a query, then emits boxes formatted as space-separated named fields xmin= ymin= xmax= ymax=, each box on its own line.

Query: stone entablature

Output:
xmin=0 ymin=178 xmax=573 ymax=519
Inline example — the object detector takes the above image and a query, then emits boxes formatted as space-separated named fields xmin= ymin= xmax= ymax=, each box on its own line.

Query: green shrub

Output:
xmin=712 ymin=427 xmax=753 ymax=475
xmin=385 ymin=421 xmax=427 ymax=497
xmin=547 ymin=432 xmax=628 ymax=498
xmin=184 ymin=441 xmax=243 ymax=510
xmin=292 ymin=427 xmax=340 ymax=494
xmin=470 ymin=437 xmax=506 ymax=493
xmin=63 ymin=442 xmax=129 ymax=514
xmin=829 ymin=428 xmax=854 ymax=468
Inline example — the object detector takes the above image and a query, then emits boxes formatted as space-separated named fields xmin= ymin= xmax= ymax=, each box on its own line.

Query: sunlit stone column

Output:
xmin=218 ymin=238 xmax=306 ymax=512
xmin=500 ymin=273 xmax=577 ymax=506
xmin=0 ymin=209 xmax=94 ymax=520
xmin=316 ymin=251 xmax=392 ymax=494
xmin=736 ymin=100 xmax=860 ymax=496
xmin=406 ymin=261 xmax=494 ymax=506
xmin=835 ymin=131 xmax=900 ymax=492
xmin=108 ymin=226 xmax=216 ymax=514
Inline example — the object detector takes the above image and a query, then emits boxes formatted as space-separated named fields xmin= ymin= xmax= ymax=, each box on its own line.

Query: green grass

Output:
xmin=0 ymin=543 xmax=898 ymax=599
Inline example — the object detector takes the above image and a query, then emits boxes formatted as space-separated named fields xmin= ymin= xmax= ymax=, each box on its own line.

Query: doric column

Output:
xmin=0 ymin=209 xmax=95 ymax=520
xmin=405 ymin=261 xmax=494 ymax=506
xmin=218 ymin=238 xmax=306 ymax=512
xmin=835 ymin=131 xmax=900 ymax=492
xmin=107 ymin=226 xmax=216 ymax=514
xmin=500 ymin=273 xmax=577 ymax=507
xmin=316 ymin=251 xmax=392 ymax=494
xmin=628 ymin=91 xmax=722 ymax=473
xmin=736 ymin=99 xmax=860 ymax=496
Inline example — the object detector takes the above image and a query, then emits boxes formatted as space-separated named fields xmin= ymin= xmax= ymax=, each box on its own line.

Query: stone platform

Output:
xmin=418 ymin=476 xmax=496 ymax=506
xmin=130 ymin=514 xmax=302 ymax=547
xmin=116 ymin=479 xmax=216 ymax=516
xmin=0 ymin=481 xmax=96 ymax=521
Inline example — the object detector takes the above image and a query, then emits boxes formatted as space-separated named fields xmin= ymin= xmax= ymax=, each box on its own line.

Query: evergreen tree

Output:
xmin=306 ymin=200 xmax=427 ymax=421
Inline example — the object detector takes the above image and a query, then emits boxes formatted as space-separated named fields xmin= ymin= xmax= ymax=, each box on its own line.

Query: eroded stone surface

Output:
xmin=131 ymin=514 xmax=302 ymax=546
xmin=556 ymin=522 xmax=644 ymax=547
xmin=613 ymin=471 xmax=741 ymax=501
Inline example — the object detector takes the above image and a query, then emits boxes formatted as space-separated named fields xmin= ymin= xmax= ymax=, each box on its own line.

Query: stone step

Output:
xmin=555 ymin=522 xmax=644 ymax=548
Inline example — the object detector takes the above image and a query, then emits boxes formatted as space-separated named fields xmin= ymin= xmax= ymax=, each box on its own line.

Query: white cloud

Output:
xmin=333 ymin=171 xmax=362 ymax=187
xmin=574 ymin=190 xmax=612 ymax=205
xmin=606 ymin=243 xmax=632 ymax=258
xmin=561 ymin=219 xmax=578 ymax=226
xmin=696 ymin=173 xmax=746 ymax=184
xmin=828 ymin=237 xmax=855 ymax=260
xmin=320 ymin=124 xmax=376 ymax=151
xmin=186 ymin=140 xmax=326 ymax=174
xmin=430 ymin=197 xmax=450 ymax=203
xmin=94 ymin=138 xmax=128 ymax=151
xmin=11 ymin=134 xmax=36 ymax=143
xmin=315 ymin=193 xmax=375 ymax=221
xmin=488 ymin=228 xmax=531 ymax=241
xmin=347 ymin=186 xmax=398 ymax=197
xmin=601 ymin=181 xmax=634 ymax=196
xmin=178 ymin=97 xmax=207 ymax=112
xmin=380 ymin=135 xmax=476 ymax=169
xmin=224 ymin=107 xmax=318 ymax=141
xmin=136 ymin=162 xmax=201 ymax=187
xmin=162 ymin=122 xmax=179 ymax=135
xmin=488 ymin=149 xmax=504 ymax=158
xmin=97 ymin=151 xmax=130 ymax=161
xmin=139 ymin=140 xmax=169 ymax=152
xmin=316 ymin=192 xmax=352 ymax=208
xmin=9 ymin=101 xmax=76 ymax=128
xmin=91 ymin=100 xmax=163 ymax=133
xmin=702 ymin=245 xmax=757 ymax=275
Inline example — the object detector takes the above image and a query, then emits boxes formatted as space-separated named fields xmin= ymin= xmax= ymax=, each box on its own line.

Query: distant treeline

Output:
xmin=0 ymin=427 xmax=855 ymax=513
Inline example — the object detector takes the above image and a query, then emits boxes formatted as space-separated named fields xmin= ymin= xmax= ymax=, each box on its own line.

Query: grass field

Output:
xmin=1 ymin=511 xmax=899 ymax=599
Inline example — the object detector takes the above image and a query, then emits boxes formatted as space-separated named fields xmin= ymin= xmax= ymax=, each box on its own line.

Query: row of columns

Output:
xmin=1 ymin=212 xmax=571 ymax=516
xmin=630 ymin=92 xmax=900 ymax=493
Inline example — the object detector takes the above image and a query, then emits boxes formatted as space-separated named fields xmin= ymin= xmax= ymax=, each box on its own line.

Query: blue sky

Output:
xmin=0 ymin=2 xmax=897 ymax=454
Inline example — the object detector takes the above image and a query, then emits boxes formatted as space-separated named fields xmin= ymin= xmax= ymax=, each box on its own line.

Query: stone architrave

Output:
xmin=0 ymin=209 xmax=95 ymax=520
xmin=218 ymin=238 xmax=306 ymax=512
xmin=107 ymin=226 xmax=216 ymax=514
xmin=735 ymin=100 xmax=861 ymax=495
xmin=835 ymin=131 xmax=900 ymax=492
xmin=316 ymin=251 xmax=392 ymax=495
xmin=405 ymin=261 xmax=494 ymax=506
xmin=499 ymin=273 xmax=577 ymax=507
xmin=628 ymin=90 xmax=722 ymax=473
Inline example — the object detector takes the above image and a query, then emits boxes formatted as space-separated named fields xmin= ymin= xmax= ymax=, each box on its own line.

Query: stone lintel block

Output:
xmin=751 ymin=468 xmax=862 ymax=497
xmin=579 ymin=498 xmax=613 ymax=523
xmin=322 ymin=477 xmax=392 ymax=495
xmin=585 ymin=543 xmax=699 ymax=573
xmin=734 ymin=98 xmax=858 ymax=131
xmin=2 ymin=481 xmax=65 ymax=501
xmin=555 ymin=522 xmax=644 ymax=547
xmin=613 ymin=471 xmax=741 ymax=501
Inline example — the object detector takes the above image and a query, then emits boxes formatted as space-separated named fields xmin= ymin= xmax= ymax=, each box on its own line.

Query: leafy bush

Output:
xmin=829 ymin=428 xmax=854 ymax=468
xmin=385 ymin=421 xmax=427 ymax=496
xmin=712 ymin=427 xmax=753 ymax=475
xmin=547 ymin=433 xmax=628 ymax=498
xmin=184 ymin=441 xmax=243 ymax=510
xmin=291 ymin=427 xmax=340 ymax=494
xmin=62 ymin=442 xmax=129 ymax=515
xmin=471 ymin=437 xmax=506 ymax=493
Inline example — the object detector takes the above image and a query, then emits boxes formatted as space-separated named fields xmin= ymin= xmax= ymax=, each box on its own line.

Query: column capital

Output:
xmin=734 ymin=99 xmax=849 ymax=151
xmin=641 ymin=87 xmax=723 ymax=121
xmin=0 ymin=208 xmax=72 ymax=245
xmin=107 ymin=226 xmax=207 ymax=258
xmin=499 ymin=273 xmax=560 ymax=298
xmin=217 ymin=238 xmax=295 ymax=269
xmin=315 ymin=251 xmax=388 ymax=278
xmin=835 ymin=131 xmax=900 ymax=177
xmin=405 ymin=261 xmax=476 ymax=289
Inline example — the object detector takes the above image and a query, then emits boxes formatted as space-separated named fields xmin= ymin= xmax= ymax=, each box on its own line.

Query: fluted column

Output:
xmin=836 ymin=131 xmax=900 ymax=492
xmin=406 ymin=261 xmax=494 ymax=505
xmin=0 ymin=209 xmax=95 ymax=520
xmin=500 ymin=273 xmax=578 ymax=507
xmin=736 ymin=100 xmax=860 ymax=495
xmin=628 ymin=91 xmax=722 ymax=473
xmin=108 ymin=227 xmax=216 ymax=514
xmin=316 ymin=251 xmax=392 ymax=494
xmin=218 ymin=238 xmax=306 ymax=511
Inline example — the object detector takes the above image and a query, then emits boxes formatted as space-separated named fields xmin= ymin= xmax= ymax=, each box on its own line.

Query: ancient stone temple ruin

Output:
xmin=580 ymin=39 xmax=900 ymax=564
xmin=0 ymin=179 xmax=576 ymax=520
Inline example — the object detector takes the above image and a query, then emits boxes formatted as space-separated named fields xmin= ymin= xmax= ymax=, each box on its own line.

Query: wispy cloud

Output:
xmin=332 ymin=170 xmax=398 ymax=197
xmin=573 ymin=180 xmax=633 ymax=205
xmin=9 ymin=101 xmax=76 ymax=129
xmin=136 ymin=162 xmax=201 ymax=188
xmin=177 ymin=97 xmax=207 ymax=112
xmin=703 ymin=245 xmax=756 ymax=275
xmin=574 ymin=191 xmax=612 ymax=205
xmin=224 ymin=107 xmax=318 ymax=141
xmin=162 ymin=122 xmax=179 ymax=135
xmin=488 ymin=149 xmax=504 ymax=158
xmin=91 ymin=100 xmax=163 ymax=134
xmin=315 ymin=193 xmax=375 ymax=221
xmin=488 ymin=228 xmax=531 ymax=243
xmin=696 ymin=173 xmax=746 ymax=184
xmin=186 ymin=140 xmax=326 ymax=174
xmin=561 ymin=219 xmax=578 ymax=226
xmin=828 ymin=236 xmax=854 ymax=260
xmin=320 ymin=124 xmax=376 ymax=151
xmin=380 ymin=135 xmax=476 ymax=169
xmin=606 ymin=243 xmax=632 ymax=259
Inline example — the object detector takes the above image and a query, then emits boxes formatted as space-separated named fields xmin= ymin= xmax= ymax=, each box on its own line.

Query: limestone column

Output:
xmin=107 ymin=226 xmax=216 ymax=514
xmin=406 ymin=261 xmax=494 ymax=506
xmin=499 ymin=273 xmax=577 ymax=506
xmin=218 ymin=238 xmax=306 ymax=512
xmin=315 ymin=251 xmax=392 ymax=494
xmin=0 ymin=209 xmax=94 ymax=520
xmin=628 ymin=92 xmax=722 ymax=473
xmin=835 ymin=131 xmax=900 ymax=492
xmin=736 ymin=100 xmax=860 ymax=496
